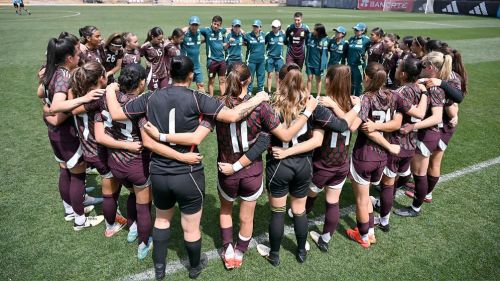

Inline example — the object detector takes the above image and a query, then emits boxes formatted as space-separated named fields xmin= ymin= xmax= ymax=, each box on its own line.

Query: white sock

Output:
xmin=130 ymin=221 xmax=137 ymax=232
xmin=105 ymin=221 xmax=114 ymax=230
xmin=238 ymin=233 xmax=251 ymax=241
xmin=380 ymin=214 xmax=390 ymax=226
xmin=411 ymin=204 xmax=421 ymax=212
xmin=75 ymin=214 xmax=86 ymax=225
xmin=368 ymin=228 xmax=375 ymax=236
xmin=116 ymin=204 xmax=122 ymax=216
xmin=63 ymin=201 xmax=73 ymax=214
xmin=361 ymin=233 xmax=369 ymax=242
xmin=426 ymin=192 xmax=433 ymax=199
xmin=321 ymin=232 xmax=331 ymax=243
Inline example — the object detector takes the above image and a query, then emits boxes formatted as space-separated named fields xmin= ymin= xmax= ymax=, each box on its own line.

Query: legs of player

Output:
xmin=290 ymin=195 xmax=308 ymax=262
xmin=262 ymin=194 xmax=287 ymax=266
xmin=315 ymin=74 xmax=322 ymax=97
xmin=218 ymin=75 xmax=226 ymax=96
xmin=196 ymin=82 xmax=205 ymax=93
xmin=377 ymin=175 xmax=395 ymax=231
xmin=266 ymin=72 xmax=274 ymax=93
xmin=427 ymin=150 xmax=444 ymax=201
xmin=348 ymin=181 xmax=371 ymax=248
xmin=126 ymin=188 xmax=138 ymax=243
xmin=234 ymin=199 xmax=256 ymax=268
xmin=181 ymin=209 xmax=206 ymax=279
xmin=153 ymin=207 xmax=175 ymax=280
xmin=219 ymin=193 xmax=235 ymax=269
xmin=395 ymin=153 xmax=429 ymax=217
xmin=102 ymin=177 xmax=124 ymax=237
xmin=135 ymin=186 xmax=153 ymax=260
xmin=256 ymin=62 xmax=265 ymax=92
xmin=247 ymin=62 xmax=256 ymax=93
xmin=208 ymin=76 xmax=216 ymax=96
xmin=306 ymin=74 xmax=313 ymax=96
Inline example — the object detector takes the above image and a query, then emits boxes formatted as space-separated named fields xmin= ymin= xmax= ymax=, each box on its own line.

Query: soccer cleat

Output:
xmin=64 ymin=205 xmax=94 ymax=221
xmin=115 ymin=214 xmax=127 ymax=225
xmin=370 ymin=196 xmax=381 ymax=212
xmin=394 ymin=206 xmax=420 ymax=217
xmin=309 ymin=231 xmax=329 ymax=252
xmin=257 ymin=244 xmax=280 ymax=267
xmin=85 ymin=186 xmax=95 ymax=193
xmin=221 ymin=243 xmax=235 ymax=270
xmin=233 ymin=249 xmax=244 ymax=268
xmin=73 ymin=215 xmax=104 ymax=231
xmin=296 ymin=248 xmax=307 ymax=263
xmin=287 ymin=208 xmax=293 ymax=218
xmin=154 ymin=263 xmax=166 ymax=280
xmin=104 ymin=222 xmax=126 ymax=238
xmin=188 ymin=253 xmax=208 ymax=279
xmin=400 ymin=182 xmax=415 ymax=190
xmin=369 ymin=233 xmax=377 ymax=244
xmin=346 ymin=228 xmax=370 ymax=248
xmin=127 ymin=229 xmax=138 ymax=243
xmin=137 ymin=237 xmax=153 ymax=260
xmin=404 ymin=191 xmax=432 ymax=203
xmin=373 ymin=216 xmax=390 ymax=232
xmin=83 ymin=194 xmax=103 ymax=206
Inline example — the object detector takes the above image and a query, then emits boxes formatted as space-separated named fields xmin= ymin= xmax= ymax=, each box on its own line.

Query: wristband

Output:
xmin=301 ymin=109 xmax=312 ymax=118
xmin=232 ymin=161 xmax=243 ymax=172
xmin=353 ymin=104 xmax=361 ymax=114
xmin=421 ymin=91 xmax=428 ymax=96
xmin=159 ymin=133 xmax=167 ymax=143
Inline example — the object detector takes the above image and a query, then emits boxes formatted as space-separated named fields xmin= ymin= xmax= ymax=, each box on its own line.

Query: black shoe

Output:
xmin=394 ymin=206 xmax=420 ymax=217
xmin=188 ymin=254 xmax=208 ymax=279
xmin=296 ymin=248 xmax=307 ymax=263
xmin=317 ymin=236 xmax=329 ymax=252
xmin=154 ymin=263 xmax=166 ymax=280
xmin=265 ymin=252 xmax=280 ymax=267
xmin=378 ymin=223 xmax=390 ymax=232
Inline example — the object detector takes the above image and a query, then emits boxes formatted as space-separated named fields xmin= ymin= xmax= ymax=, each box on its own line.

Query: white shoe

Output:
xmin=257 ymin=244 xmax=270 ymax=256
xmin=287 ymin=208 xmax=293 ymax=218
xmin=64 ymin=205 xmax=94 ymax=221
xmin=73 ymin=215 xmax=104 ymax=231
xmin=374 ymin=215 xmax=381 ymax=225
xmin=104 ymin=222 xmax=126 ymax=238
xmin=370 ymin=196 xmax=380 ymax=208
xmin=305 ymin=241 xmax=310 ymax=251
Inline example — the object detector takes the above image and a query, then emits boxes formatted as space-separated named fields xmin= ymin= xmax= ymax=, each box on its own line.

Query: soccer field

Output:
xmin=0 ymin=5 xmax=499 ymax=281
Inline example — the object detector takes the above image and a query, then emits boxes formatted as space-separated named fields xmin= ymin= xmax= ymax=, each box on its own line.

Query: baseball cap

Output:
xmin=333 ymin=26 xmax=346 ymax=34
xmin=353 ymin=22 xmax=367 ymax=31
xmin=271 ymin=20 xmax=281 ymax=28
xmin=252 ymin=19 xmax=262 ymax=27
xmin=232 ymin=19 xmax=242 ymax=26
xmin=189 ymin=16 xmax=200 ymax=25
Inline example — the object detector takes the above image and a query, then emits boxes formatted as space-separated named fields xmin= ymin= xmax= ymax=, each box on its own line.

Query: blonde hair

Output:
xmin=422 ymin=51 xmax=452 ymax=80
xmin=271 ymin=69 xmax=308 ymax=127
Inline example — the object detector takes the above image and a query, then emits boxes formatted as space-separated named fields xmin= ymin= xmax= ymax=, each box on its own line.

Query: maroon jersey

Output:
xmin=74 ymin=96 xmax=106 ymax=159
xmin=381 ymin=51 xmax=399 ymax=89
xmin=390 ymin=84 xmax=423 ymax=156
xmin=422 ymin=86 xmax=445 ymax=132
xmin=44 ymin=67 xmax=79 ymax=142
xmin=140 ymin=41 xmax=168 ymax=80
xmin=353 ymin=90 xmax=397 ymax=162
xmin=122 ymin=48 xmax=141 ymax=69
xmin=94 ymin=92 xmax=147 ymax=166
xmin=102 ymin=48 xmax=124 ymax=72
xmin=367 ymin=41 xmax=384 ymax=64
xmin=80 ymin=44 xmax=105 ymax=64
xmin=285 ymin=23 xmax=310 ymax=59
xmin=313 ymin=108 xmax=351 ymax=171
xmin=164 ymin=40 xmax=182 ymax=80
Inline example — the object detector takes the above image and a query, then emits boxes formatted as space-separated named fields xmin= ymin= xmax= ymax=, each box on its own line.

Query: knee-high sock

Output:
xmin=269 ymin=207 xmax=285 ymax=256
xmin=357 ymin=220 xmax=369 ymax=236
xmin=412 ymin=175 xmax=428 ymax=209
xmin=323 ymin=202 xmax=339 ymax=236
xmin=185 ymin=238 xmax=202 ymax=268
xmin=127 ymin=193 xmax=137 ymax=227
xmin=220 ymin=226 xmax=233 ymax=248
xmin=136 ymin=203 xmax=152 ymax=245
xmin=58 ymin=168 xmax=72 ymax=206
xmin=103 ymin=194 xmax=117 ymax=225
xmin=152 ymin=227 xmax=171 ymax=266
xmin=368 ymin=213 xmax=374 ymax=229
xmin=235 ymin=233 xmax=251 ymax=253
xmin=397 ymin=175 xmax=411 ymax=188
xmin=427 ymin=175 xmax=439 ymax=195
xmin=293 ymin=211 xmax=308 ymax=250
xmin=305 ymin=196 xmax=317 ymax=215
xmin=69 ymin=172 xmax=86 ymax=216
xmin=380 ymin=184 xmax=395 ymax=217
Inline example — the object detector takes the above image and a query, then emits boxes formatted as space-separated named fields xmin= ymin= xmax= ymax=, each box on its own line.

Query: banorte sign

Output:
xmin=357 ymin=0 xmax=414 ymax=11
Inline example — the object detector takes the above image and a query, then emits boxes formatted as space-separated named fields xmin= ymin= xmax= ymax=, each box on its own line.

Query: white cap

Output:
xmin=271 ymin=20 xmax=281 ymax=28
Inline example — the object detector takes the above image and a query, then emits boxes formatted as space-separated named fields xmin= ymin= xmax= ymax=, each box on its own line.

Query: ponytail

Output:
xmin=169 ymin=28 xmax=184 ymax=41
xmin=364 ymin=62 xmax=387 ymax=93
xmin=439 ymin=54 xmax=452 ymax=80
xmin=451 ymin=49 xmax=468 ymax=95
xmin=145 ymin=27 xmax=163 ymax=43
xmin=79 ymin=25 xmax=98 ymax=44
xmin=223 ymin=62 xmax=250 ymax=106
xmin=43 ymin=37 xmax=76 ymax=86
xmin=70 ymin=61 xmax=105 ymax=98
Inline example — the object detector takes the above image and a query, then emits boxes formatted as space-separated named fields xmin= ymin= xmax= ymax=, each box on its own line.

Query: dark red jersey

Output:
xmin=80 ymin=44 xmax=105 ymax=65
xmin=367 ymin=41 xmax=384 ymax=64
xmin=163 ymin=40 xmax=182 ymax=80
xmin=285 ymin=23 xmax=310 ymax=60
xmin=122 ymin=48 xmax=141 ymax=70
xmin=74 ymin=95 xmax=106 ymax=159
xmin=140 ymin=41 xmax=168 ymax=79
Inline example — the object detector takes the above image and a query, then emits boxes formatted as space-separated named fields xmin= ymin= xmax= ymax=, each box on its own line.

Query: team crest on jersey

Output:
xmin=300 ymin=31 xmax=304 ymax=37
xmin=188 ymin=37 xmax=192 ymax=42
xmin=357 ymin=39 xmax=362 ymax=44
xmin=278 ymin=37 xmax=283 ymax=42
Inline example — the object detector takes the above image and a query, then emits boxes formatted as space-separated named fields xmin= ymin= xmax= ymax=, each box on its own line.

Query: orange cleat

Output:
xmin=346 ymin=228 xmax=370 ymax=248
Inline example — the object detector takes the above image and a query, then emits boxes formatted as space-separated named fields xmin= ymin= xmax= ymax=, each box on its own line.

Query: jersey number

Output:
xmin=230 ymin=121 xmax=249 ymax=153
xmin=330 ymin=131 xmax=350 ymax=148
xmin=106 ymin=54 xmax=116 ymax=63
xmin=283 ymin=123 xmax=308 ymax=148
xmin=102 ymin=110 xmax=133 ymax=141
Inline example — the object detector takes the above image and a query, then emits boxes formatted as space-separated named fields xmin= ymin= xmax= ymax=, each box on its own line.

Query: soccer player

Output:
xmin=284 ymin=12 xmax=310 ymax=69
xmin=367 ymin=27 xmax=385 ymax=64
xmin=105 ymin=55 xmax=270 ymax=280
xmin=411 ymin=36 xmax=427 ymax=59
xmin=12 ymin=0 xmax=19 ymax=15
xmin=305 ymin=23 xmax=329 ymax=97
xmin=381 ymin=33 xmax=400 ymax=89
xmin=346 ymin=23 xmax=370 ymax=96
xmin=96 ymin=64 xmax=155 ymax=259
xmin=200 ymin=15 xmax=227 ymax=96
xmin=224 ymin=19 xmax=244 ymax=67
xmin=42 ymin=37 xmax=104 ymax=230
xmin=15 ymin=0 xmax=31 ymax=15
xmin=79 ymin=26 xmax=105 ymax=64
xmin=394 ymin=52 xmax=449 ymax=217
xmin=140 ymin=27 xmax=168 ymax=91
xmin=181 ymin=16 xmax=205 ymax=92
xmin=362 ymin=58 xmax=428 ymax=231
xmin=399 ymin=36 xmax=415 ymax=61
xmin=69 ymin=62 xmax=129 ymax=235
xmin=346 ymin=63 xmax=401 ymax=248
xmin=327 ymin=26 xmax=348 ymax=67
xmin=244 ymin=19 xmax=266 ymax=93
xmin=265 ymin=20 xmax=285 ymax=93
xmin=121 ymin=32 xmax=141 ymax=70
xmin=164 ymin=28 xmax=184 ymax=84
xmin=102 ymin=33 xmax=124 ymax=84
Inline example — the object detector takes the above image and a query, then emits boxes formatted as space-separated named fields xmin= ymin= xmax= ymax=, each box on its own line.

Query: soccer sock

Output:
xmin=427 ymin=175 xmax=439 ymax=195
xmin=103 ymin=194 xmax=117 ymax=226
xmin=368 ymin=213 xmax=375 ymax=235
xmin=69 ymin=172 xmax=86 ymax=216
xmin=397 ymin=175 xmax=411 ymax=189
xmin=380 ymin=213 xmax=390 ymax=226
xmin=136 ymin=203 xmax=152 ymax=245
xmin=357 ymin=221 xmax=369 ymax=242
xmin=235 ymin=233 xmax=251 ymax=253
xmin=380 ymin=184 xmax=395 ymax=218
xmin=269 ymin=206 xmax=285 ymax=256
xmin=58 ymin=168 xmax=72 ymax=211
xmin=305 ymin=196 xmax=317 ymax=215
xmin=412 ymin=175 xmax=428 ymax=209
xmin=127 ymin=193 xmax=137 ymax=227
xmin=293 ymin=211 xmax=308 ymax=250
xmin=220 ymin=226 xmax=233 ymax=248
xmin=322 ymin=202 xmax=339 ymax=242
xmin=152 ymin=227 xmax=171 ymax=266
xmin=185 ymin=238 xmax=202 ymax=268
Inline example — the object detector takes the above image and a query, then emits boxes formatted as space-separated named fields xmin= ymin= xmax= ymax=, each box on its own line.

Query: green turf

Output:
xmin=0 ymin=5 xmax=499 ymax=281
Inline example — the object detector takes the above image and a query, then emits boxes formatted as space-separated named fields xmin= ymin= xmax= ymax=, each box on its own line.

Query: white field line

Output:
xmin=406 ymin=20 xmax=464 ymax=28
xmin=119 ymin=156 xmax=500 ymax=281
xmin=0 ymin=10 xmax=81 ymax=22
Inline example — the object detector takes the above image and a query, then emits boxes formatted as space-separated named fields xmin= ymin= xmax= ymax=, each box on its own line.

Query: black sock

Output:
xmin=269 ymin=207 xmax=285 ymax=256
xmin=185 ymin=238 xmax=202 ymax=268
xmin=293 ymin=211 xmax=308 ymax=250
xmin=152 ymin=227 xmax=171 ymax=266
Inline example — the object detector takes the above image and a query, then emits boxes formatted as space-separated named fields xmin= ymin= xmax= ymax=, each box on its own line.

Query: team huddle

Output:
xmin=38 ymin=11 xmax=467 ymax=280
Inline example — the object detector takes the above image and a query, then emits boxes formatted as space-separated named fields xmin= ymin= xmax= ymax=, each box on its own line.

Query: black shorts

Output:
xmin=151 ymin=170 xmax=205 ymax=214
xmin=266 ymin=156 xmax=313 ymax=198
xmin=20 ymin=3 xmax=24 ymax=7
xmin=13 ymin=3 xmax=19 ymax=8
